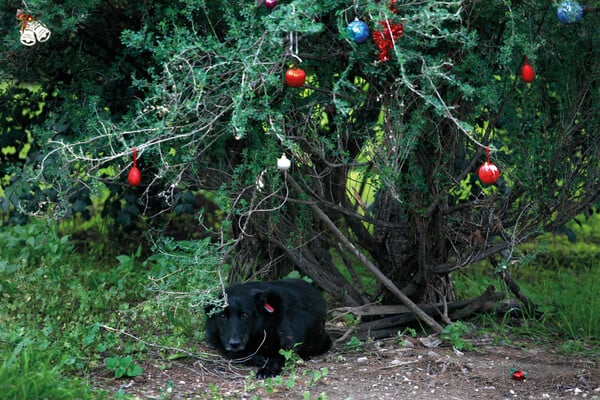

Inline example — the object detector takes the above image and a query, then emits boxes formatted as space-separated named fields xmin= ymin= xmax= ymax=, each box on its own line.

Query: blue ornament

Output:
xmin=346 ymin=19 xmax=370 ymax=44
xmin=557 ymin=1 xmax=583 ymax=24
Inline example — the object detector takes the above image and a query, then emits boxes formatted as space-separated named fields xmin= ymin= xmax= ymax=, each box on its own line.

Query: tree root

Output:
xmin=329 ymin=286 xmax=521 ymax=341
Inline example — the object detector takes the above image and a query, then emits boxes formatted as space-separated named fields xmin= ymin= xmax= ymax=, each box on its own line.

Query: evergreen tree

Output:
xmin=1 ymin=1 xmax=599 ymax=328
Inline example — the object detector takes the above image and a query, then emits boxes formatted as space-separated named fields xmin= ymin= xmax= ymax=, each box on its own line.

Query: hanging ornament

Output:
xmin=478 ymin=147 xmax=500 ymax=185
xmin=264 ymin=0 xmax=277 ymax=9
xmin=372 ymin=22 xmax=403 ymax=62
xmin=372 ymin=1 xmax=403 ymax=62
xmin=285 ymin=22 xmax=306 ymax=87
xmin=127 ymin=147 xmax=142 ymax=186
xmin=520 ymin=57 xmax=535 ymax=83
xmin=557 ymin=1 xmax=583 ymax=24
xmin=346 ymin=19 xmax=370 ymax=43
xmin=285 ymin=67 xmax=306 ymax=87
xmin=277 ymin=153 xmax=291 ymax=171
xmin=16 ymin=9 xmax=51 ymax=47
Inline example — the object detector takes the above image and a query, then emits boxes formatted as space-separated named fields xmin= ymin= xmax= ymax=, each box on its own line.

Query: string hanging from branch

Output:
xmin=284 ymin=9 xmax=306 ymax=88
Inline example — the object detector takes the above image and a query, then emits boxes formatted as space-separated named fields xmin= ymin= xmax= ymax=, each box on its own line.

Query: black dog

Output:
xmin=205 ymin=279 xmax=331 ymax=378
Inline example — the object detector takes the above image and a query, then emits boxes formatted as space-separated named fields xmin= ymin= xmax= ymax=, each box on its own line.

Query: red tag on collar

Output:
xmin=264 ymin=303 xmax=274 ymax=313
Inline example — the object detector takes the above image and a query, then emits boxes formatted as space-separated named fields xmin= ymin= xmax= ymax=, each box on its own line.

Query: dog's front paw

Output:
xmin=256 ymin=365 xmax=281 ymax=379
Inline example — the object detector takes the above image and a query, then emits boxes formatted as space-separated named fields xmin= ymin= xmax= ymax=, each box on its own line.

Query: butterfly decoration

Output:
xmin=16 ymin=9 xmax=51 ymax=46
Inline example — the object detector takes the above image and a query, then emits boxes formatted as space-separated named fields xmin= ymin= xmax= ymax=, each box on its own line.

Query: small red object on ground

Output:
xmin=511 ymin=369 xmax=527 ymax=381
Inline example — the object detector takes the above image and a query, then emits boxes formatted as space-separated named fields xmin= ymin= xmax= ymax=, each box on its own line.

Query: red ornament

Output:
xmin=387 ymin=0 xmax=399 ymax=13
xmin=511 ymin=369 xmax=527 ymax=381
xmin=264 ymin=0 xmax=276 ymax=9
xmin=478 ymin=147 xmax=500 ymax=185
xmin=127 ymin=147 xmax=141 ymax=186
xmin=372 ymin=22 xmax=404 ymax=62
xmin=285 ymin=67 xmax=306 ymax=87
xmin=372 ymin=1 xmax=403 ymax=62
xmin=521 ymin=57 xmax=535 ymax=83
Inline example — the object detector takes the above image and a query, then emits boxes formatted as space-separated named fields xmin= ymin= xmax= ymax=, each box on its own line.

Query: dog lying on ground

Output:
xmin=205 ymin=279 xmax=331 ymax=378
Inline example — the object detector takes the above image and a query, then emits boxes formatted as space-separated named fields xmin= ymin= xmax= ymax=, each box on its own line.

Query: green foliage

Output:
xmin=0 ymin=218 xmax=225 ymax=396
xmin=0 ymin=219 xmax=71 ymax=270
xmin=522 ymin=265 xmax=600 ymax=340
xmin=395 ymin=327 xmax=418 ymax=347
xmin=303 ymin=366 xmax=329 ymax=387
xmin=0 ymin=341 xmax=98 ymax=400
xmin=344 ymin=336 xmax=364 ymax=352
xmin=454 ymin=215 xmax=600 ymax=341
xmin=145 ymin=236 xmax=230 ymax=314
xmin=245 ymin=347 xmax=330 ymax=398
xmin=1 ymin=6 xmax=600 ymax=394
xmin=0 ymin=0 xmax=586 ymax=212
xmin=456 ymin=263 xmax=600 ymax=341
xmin=0 ymin=210 xmax=599 ymax=399
xmin=441 ymin=321 xmax=474 ymax=351
xmin=1 ymin=0 xmax=600 ymax=310
xmin=104 ymin=356 xmax=143 ymax=379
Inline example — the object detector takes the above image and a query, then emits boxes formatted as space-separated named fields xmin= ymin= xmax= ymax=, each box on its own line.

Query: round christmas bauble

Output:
xmin=346 ymin=19 xmax=370 ymax=43
xmin=521 ymin=60 xmax=535 ymax=83
xmin=264 ymin=0 xmax=277 ymax=9
xmin=478 ymin=162 xmax=500 ymax=185
xmin=277 ymin=154 xmax=291 ymax=171
xmin=557 ymin=1 xmax=583 ymax=24
xmin=285 ymin=67 xmax=306 ymax=87
xmin=128 ymin=166 xmax=141 ymax=186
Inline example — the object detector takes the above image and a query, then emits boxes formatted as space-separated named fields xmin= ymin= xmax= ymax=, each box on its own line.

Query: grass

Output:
xmin=0 ymin=219 xmax=221 ymax=399
xmin=453 ymin=227 xmax=600 ymax=342
xmin=0 ymin=343 xmax=99 ymax=400
xmin=455 ymin=262 xmax=600 ymax=339
xmin=0 ymin=218 xmax=599 ymax=399
xmin=534 ymin=266 xmax=599 ymax=340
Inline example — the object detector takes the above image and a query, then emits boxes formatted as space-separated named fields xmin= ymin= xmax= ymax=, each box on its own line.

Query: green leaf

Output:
xmin=104 ymin=357 xmax=119 ymax=370
xmin=126 ymin=363 xmax=143 ymax=377
xmin=114 ymin=366 xmax=126 ymax=379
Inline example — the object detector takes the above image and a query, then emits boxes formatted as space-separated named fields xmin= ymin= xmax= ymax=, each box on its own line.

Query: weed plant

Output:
xmin=0 ymin=219 xmax=226 ymax=398
xmin=0 ymin=341 xmax=99 ymax=399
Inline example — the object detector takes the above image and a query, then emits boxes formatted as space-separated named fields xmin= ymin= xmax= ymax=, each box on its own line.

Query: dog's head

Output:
xmin=206 ymin=287 xmax=281 ymax=352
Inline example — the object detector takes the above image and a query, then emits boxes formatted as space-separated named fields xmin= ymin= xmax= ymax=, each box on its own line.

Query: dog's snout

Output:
xmin=227 ymin=338 xmax=242 ymax=350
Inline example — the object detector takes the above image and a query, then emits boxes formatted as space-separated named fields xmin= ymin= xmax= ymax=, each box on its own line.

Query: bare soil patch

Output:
xmin=93 ymin=336 xmax=599 ymax=399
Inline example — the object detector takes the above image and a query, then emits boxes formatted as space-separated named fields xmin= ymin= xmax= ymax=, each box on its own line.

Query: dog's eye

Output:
xmin=240 ymin=313 xmax=249 ymax=319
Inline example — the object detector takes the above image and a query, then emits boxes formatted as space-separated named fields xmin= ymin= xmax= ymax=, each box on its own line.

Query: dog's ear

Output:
xmin=253 ymin=289 xmax=282 ymax=315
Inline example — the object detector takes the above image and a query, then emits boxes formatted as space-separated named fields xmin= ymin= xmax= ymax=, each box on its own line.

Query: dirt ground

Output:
xmin=93 ymin=332 xmax=600 ymax=400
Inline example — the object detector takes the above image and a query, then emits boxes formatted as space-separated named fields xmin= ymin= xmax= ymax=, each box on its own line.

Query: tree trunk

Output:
xmin=228 ymin=205 xmax=365 ymax=306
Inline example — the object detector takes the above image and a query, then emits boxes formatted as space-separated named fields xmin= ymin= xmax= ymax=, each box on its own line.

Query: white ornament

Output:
xmin=277 ymin=154 xmax=291 ymax=171
xmin=18 ymin=14 xmax=51 ymax=47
